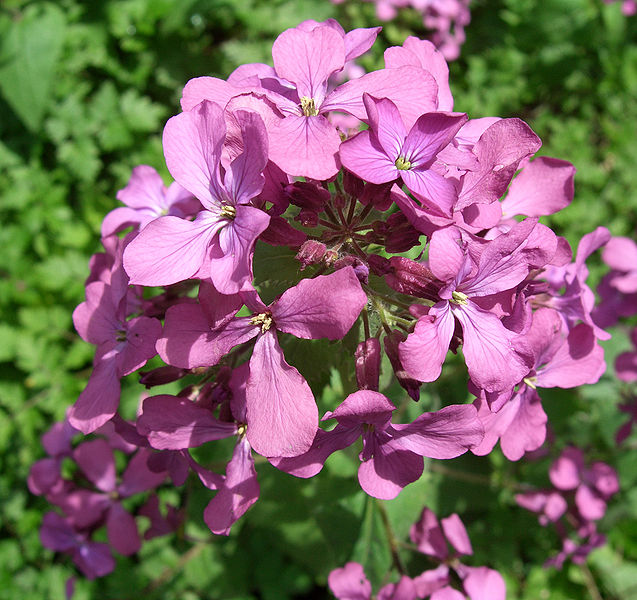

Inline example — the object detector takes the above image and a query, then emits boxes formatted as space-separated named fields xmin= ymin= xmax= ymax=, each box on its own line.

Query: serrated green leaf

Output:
xmin=0 ymin=3 xmax=66 ymax=132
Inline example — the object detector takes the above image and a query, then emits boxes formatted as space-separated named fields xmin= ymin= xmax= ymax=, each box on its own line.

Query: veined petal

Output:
xmin=116 ymin=165 xmax=166 ymax=210
xmin=339 ymin=129 xmax=399 ymax=184
xmin=209 ymin=205 xmax=270 ymax=294
xmin=163 ymin=100 xmax=226 ymax=209
xmin=502 ymin=157 xmax=575 ymax=218
xmin=362 ymin=94 xmax=407 ymax=159
xmin=246 ymin=330 xmax=318 ymax=457
xmin=400 ymin=168 xmax=457 ymax=215
xmin=223 ymin=110 xmax=268 ymax=204
xmin=401 ymin=112 xmax=467 ymax=168
xmin=272 ymin=25 xmax=345 ymax=103
xmin=203 ymin=437 xmax=259 ymax=535
xmin=400 ymin=303 xmax=455 ymax=383
xmin=123 ymin=213 xmax=221 ymax=287
xmin=273 ymin=267 xmax=367 ymax=340
xmin=454 ymin=301 xmax=528 ymax=392
xmin=322 ymin=66 xmax=438 ymax=129
xmin=390 ymin=404 xmax=483 ymax=459
xmin=157 ymin=305 xmax=257 ymax=369
xmin=106 ymin=502 xmax=141 ymax=556
xmin=68 ymin=355 xmax=120 ymax=434
xmin=268 ymin=114 xmax=341 ymax=180
xmin=271 ymin=425 xmax=360 ymax=478
xmin=180 ymin=76 xmax=243 ymax=111
xmin=138 ymin=395 xmax=237 ymax=450
xmin=358 ymin=438 xmax=423 ymax=500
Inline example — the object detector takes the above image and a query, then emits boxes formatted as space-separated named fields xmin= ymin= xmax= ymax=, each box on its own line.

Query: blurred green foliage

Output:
xmin=1 ymin=0 xmax=637 ymax=598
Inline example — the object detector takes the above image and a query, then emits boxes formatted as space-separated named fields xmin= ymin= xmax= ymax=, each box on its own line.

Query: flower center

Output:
xmin=395 ymin=156 xmax=412 ymax=170
xmin=220 ymin=205 xmax=236 ymax=219
xmin=250 ymin=312 xmax=273 ymax=333
xmin=115 ymin=328 xmax=127 ymax=342
xmin=300 ymin=96 xmax=319 ymax=117
xmin=523 ymin=376 xmax=538 ymax=389
xmin=450 ymin=291 xmax=468 ymax=305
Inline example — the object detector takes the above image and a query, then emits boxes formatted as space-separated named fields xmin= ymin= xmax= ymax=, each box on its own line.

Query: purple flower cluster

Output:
xmin=29 ymin=415 xmax=180 ymax=579
xmin=332 ymin=0 xmax=472 ymax=60
xmin=328 ymin=506 xmax=505 ymax=599
xmin=31 ymin=18 xmax=627 ymax=587
xmin=516 ymin=447 xmax=619 ymax=569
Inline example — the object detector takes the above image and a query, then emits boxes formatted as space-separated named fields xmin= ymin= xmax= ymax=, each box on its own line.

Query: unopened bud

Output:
xmin=385 ymin=257 xmax=440 ymax=301
xmin=343 ymin=170 xmax=365 ymax=199
xmin=360 ymin=182 xmax=393 ymax=211
xmin=355 ymin=338 xmax=381 ymax=391
xmin=139 ymin=366 xmax=188 ymax=388
xmin=286 ymin=181 xmax=330 ymax=211
xmin=334 ymin=256 xmax=369 ymax=285
xmin=384 ymin=330 xmax=421 ymax=401
xmin=296 ymin=240 xmax=327 ymax=270
xmin=384 ymin=212 xmax=422 ymax=253
xmin=367 ymin=253 xmax=391 ymax=276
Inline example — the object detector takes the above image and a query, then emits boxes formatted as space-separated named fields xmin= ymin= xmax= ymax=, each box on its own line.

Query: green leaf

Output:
xmin=350 ymin=496 xmax=392 ymax=589
xmin=0 ymin=4 xmax=66 ymax=132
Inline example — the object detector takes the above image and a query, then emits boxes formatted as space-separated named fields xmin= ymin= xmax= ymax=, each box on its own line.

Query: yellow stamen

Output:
xmin=451 ymin=291 xmax=468 ymax=305
xmin=220 ymin=205 xmax=236 ymax=219
xmin=250 ymin=312 xmax=273 ymax=333
xmin=395 ymin=156 xmax=412 ymax=170
xmin=300 ymin=96 xmax=319 ymax=117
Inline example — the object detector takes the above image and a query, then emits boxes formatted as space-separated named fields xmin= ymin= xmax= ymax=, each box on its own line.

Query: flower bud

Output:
xmin=355 ymin=338 xmax=381 ymax=391
xmin=384 ymin=330 xmax=421 ymax=401
xmin=296 ymin=240 xmax=327 ymax=270
xmin=139 ymin=366 xmax=188 ymax=388
xmin=285 ymin=181 xmax=330 ymax=211
xmin=385 ymin=257 xmax=440 ymax=301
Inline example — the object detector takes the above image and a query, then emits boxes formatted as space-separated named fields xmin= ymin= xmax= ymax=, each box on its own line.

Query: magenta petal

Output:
xmin=410 ymin=508 xmax=448 ymax=559
xmin=209 ymin=205 xmax=270 ymax=294
xmin=549 ymin=448 xmax=583 ymax=490
xmin=272 ymin=25 xmax=344 ymax=101
xmin=106 ymin=502 xmax=141 ymax=556
xmin=575 ymin=485 xmax=607 ymax=521
xmin=203 ymin=437 xmax=259 ymax=535
xmin=68 ymin=356 xmax=120 ymax=434
xmin=119 ymin=449 xmax=167 ymax=496
xmin=163 ymin=100 xmax=226 ymax=209
xmin=502 ymin=157 xmax=575 ymax=218
xmin=390 ymin=404 xmax=483 ymax=459
xmin=400 ymin=303 xmax=455 ymax=383
xmin=73 ymin=439 xmax=116 ymax=493
xmin=273 ymin=267 xmax=367 ymax=339
xmin=384 ymin=37 xmax=454 ymax=111
xmin=271 ymin=425 xmax=360 ymax=478
xmin=246 ymin=330 xmax=318 ymax=457
xmin=603 ymin=236 xmax=637 ymax=272
xmin=537 ymin=324 xmax=605 ymax=388
xmin=362 ymin=94 xmax=407 ymax=159
xmin=116 ymin=165 xmax=165 ymax=209
xmin=431 ymin=587 xmax=465 ymax=600
xmin=117 ymin=315 xmax=162 ymax=376
xmin=358 ymin=439 xmax=423 ymax=499
xmin=123 ymin=214 xmax=220 ymax=286
xmin=457 ymin=118 xmax=542 ymax=211
xmin=28 ymin=458 xmax=61 ymax=495
xmin=377 ymin=576 xmax=418 ymax=600
xmin=328 ymin=562 xmax=372 ymax=600
xmin=73 ymin=282 xmax=118 ymax=345
xmin=138 ymin=395 xmax=237 ymax=450
xmin=400 ymin=168 xmax=457 ymax=215
xmin=441 ymin=514 xmax=473 ymax=556
xmin=101 ymin=206 xmax=152 ymax=237
xmin=323 ymin=66 xmax=438 ymax=128
xmin=158 ymin=305 xmax=257 ymax=369
xmin=181 ymin=76 xmax=242 ymax=111
xmin=454 ymin=302 xmax=529 ymax=393
xmin=463 ymin=567 xmax=506 ymax=600
xmin=402 ymin=112 xmax=467 ymax=168
xmin=40 ymin=512 xmax=76 ymax=552
xmin=268 ymin=114 xmax=341 ymax=180
xmin=339 ymin=129 xmax=399 ymax=184
xmin=428 ymin=227 xmax=466 ymax=284
xmin=345 ymin=26 xmax=381 ymax=60
xmin=73 ymin=542 xmax=115 ymax=580
xmin=328 ymin=390 xmax=396 ymax=428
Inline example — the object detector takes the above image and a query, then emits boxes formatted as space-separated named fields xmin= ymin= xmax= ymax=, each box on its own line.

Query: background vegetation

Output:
xmin=1 ymin=0 xmax=636 ymax=598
